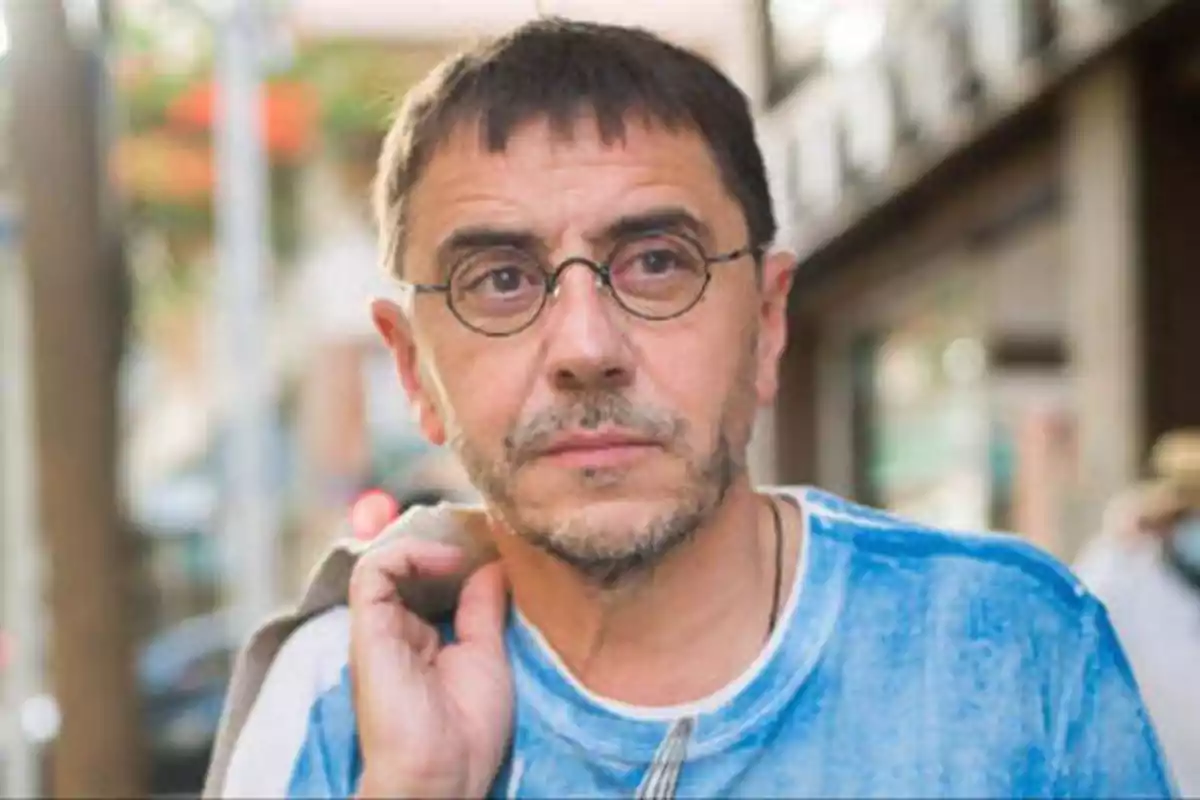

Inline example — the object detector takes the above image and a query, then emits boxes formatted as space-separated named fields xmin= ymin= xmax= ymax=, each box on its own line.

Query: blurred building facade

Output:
xmin=757 ymin=0 xmax=1200 ymax=559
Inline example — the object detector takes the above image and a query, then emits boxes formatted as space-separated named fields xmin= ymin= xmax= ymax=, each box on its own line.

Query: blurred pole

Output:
xmin=214 ymin=0 xmax=280 ymax=638
xmin=0 ymin=205 xmax=42 ymax=800
xmin=6 ymin=0 xmax=144 ymax=794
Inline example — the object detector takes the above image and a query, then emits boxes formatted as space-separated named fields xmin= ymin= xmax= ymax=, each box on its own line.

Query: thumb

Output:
xmin=454 ymin=563 xmax=508 ymax=653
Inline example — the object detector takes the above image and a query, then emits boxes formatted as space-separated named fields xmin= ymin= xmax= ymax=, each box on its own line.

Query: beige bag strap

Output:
xmin=202 ymin=504 xmax=496 ymax=799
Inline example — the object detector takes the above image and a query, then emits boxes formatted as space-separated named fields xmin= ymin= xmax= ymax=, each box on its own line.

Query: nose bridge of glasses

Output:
xmin=541 ymin=256 xmax=629 ymax=360
xmin=540 ymin=256 xmax=626 ymax=333
xmin=546 ymin=255 xmax=610 ymax=297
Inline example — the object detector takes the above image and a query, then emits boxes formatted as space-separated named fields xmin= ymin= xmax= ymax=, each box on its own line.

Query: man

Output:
xmin=206 ymin=18 xmax=1174 ymax=799
xmin=1075 ymin=430 xmax=1200 ymax=796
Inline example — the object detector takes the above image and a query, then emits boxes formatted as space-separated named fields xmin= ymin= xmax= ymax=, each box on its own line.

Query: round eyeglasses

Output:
xmin=398 ymin=231 xmax=761 ymax=337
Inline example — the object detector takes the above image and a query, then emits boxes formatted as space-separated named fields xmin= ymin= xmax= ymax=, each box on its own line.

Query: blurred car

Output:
xmin=138 ymin=611 xmax=236 ymax=796
xmin=0 ymin=612 xmax=236 ymax=797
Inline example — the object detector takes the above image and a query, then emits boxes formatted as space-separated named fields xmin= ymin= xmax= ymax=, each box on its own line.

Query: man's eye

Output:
xmin=484 ymin=266 xmax=528 ymax=293
xmin=460 ymin=263 xmax=542 ymax=296
xmin=613 ymin=237 xmax=702 ymax=280
xmin=634 ymin=249 xmax=684 ymax=275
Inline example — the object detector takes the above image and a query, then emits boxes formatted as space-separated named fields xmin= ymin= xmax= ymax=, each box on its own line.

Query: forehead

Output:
xmin=403 ymin=116 xmax=737 ymax=273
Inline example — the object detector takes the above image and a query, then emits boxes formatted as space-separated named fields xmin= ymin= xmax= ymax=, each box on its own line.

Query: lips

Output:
xmin=536 ymin=429 xmax=661 ymax=468
xmin=542 ymin=430 xmax=658 ymax=454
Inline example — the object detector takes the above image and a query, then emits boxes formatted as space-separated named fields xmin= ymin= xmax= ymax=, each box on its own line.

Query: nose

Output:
xmin=542 ymin=262 xmax=634 ymax=393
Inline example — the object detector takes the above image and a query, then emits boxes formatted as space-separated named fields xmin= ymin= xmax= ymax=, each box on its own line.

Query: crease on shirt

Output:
xmin=1047 ymin=597 xmax=1098 ymax=788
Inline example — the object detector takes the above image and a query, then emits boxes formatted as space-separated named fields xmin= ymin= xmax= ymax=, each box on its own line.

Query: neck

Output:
xmin=492 ymin=480 xmax=800 ymax=707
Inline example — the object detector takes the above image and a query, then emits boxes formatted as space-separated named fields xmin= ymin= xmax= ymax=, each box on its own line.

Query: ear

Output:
xmin=370 ymin=298 xmax=447 ymax=446
xmin=755 ymin=249 xmax=798 ymax=406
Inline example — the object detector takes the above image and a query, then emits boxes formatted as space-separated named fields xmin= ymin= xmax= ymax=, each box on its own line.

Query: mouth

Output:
xmin=536 ymin=430 xmax=663 ymax=469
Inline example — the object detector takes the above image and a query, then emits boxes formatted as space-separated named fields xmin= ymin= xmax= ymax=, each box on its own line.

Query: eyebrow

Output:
xmin=433 ymin=227 xmax=544 ymax=277
xmin=430 ymin=206 xmax=714 ymax=278
xmin=593 ymin=207 xmax=713 ymax=247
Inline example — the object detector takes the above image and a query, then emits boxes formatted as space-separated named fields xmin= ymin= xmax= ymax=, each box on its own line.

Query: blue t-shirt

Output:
xmin=222 ymin=488 xmax=1176 ymax=798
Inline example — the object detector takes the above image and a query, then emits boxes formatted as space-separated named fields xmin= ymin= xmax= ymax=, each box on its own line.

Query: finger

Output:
xmin=349 ymin=610 xmax=440 ymax=682
xmin=453 ymin=563 xmax=509 ymax=653
xmin=399 ymin=612 xmax=442 ymax=664
xmin=349 ymin=561 xmax=442 ymax=677
xmin=349 ymin=539 xmax=466 ymax=608
xmin=350 ymin=490 xmax=400 ymax=540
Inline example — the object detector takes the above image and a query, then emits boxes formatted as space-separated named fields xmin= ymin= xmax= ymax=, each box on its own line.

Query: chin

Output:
xmin=488 ymin=452 xmax=730 ymax=581
xmin=519 ymin=491 xmax=701 ymax=568
xmin=520 ymin=488 xmax=665 ymax=531
xmin=514 ymin=455 xmax=705 ymax=521
xmin=564 ymin=493 xmax=671 ymax=530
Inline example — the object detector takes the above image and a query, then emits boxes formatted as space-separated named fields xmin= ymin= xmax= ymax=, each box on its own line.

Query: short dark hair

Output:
xmin=373 ymin=17 xmax=776 ymax=277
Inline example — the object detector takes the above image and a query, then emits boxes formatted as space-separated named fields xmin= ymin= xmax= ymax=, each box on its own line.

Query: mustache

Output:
xmin=504 ymin=392 xmax=685 ymax=468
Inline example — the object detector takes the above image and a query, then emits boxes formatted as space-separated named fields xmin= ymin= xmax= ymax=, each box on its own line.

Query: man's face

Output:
xmin=373 ymin=115 xmax=795 ymax=583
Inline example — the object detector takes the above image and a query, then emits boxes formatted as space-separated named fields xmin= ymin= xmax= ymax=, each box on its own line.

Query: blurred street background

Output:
xmin=1 ymin=0 xmax=1198 ymax=796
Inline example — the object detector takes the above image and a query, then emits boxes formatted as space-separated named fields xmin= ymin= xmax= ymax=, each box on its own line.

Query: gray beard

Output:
xmin=453 ymin=402 xmax=744 ymax=589
xmin=447 ymin=335 xmax=759 ymax=589
xmin=513 ymin=432 xmax=739 ymax=588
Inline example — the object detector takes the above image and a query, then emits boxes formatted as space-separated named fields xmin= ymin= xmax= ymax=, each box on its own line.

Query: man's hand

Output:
xmin=349 ymin=538 xmax=512 ymax=799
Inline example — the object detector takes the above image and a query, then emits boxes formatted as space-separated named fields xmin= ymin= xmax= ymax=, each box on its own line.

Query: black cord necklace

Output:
xmin=765 ymin=497 xmax=785 ymax=640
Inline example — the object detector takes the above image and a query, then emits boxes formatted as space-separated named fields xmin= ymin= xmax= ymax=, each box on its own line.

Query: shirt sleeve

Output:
xmin=1051 ymin=600 xmax=1178 ymax=799
xmin=222 ymin=607 xmax=360 ymax=799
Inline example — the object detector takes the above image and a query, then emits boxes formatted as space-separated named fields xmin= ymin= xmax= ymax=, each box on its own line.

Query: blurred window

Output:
xmin=853 ymin=305 xmax=992 ymax=533
xmin=766 ymin=0 xmax=835 ymax=73
xmin=763 ymin=0 xmax=897 ymax=100
xmin=763 ymin=0 xmax=989 ymax=105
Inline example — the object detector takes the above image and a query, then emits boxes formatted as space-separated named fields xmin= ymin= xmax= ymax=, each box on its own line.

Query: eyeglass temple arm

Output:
xmin=401 ymin=282 xmax=451 ymax=293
